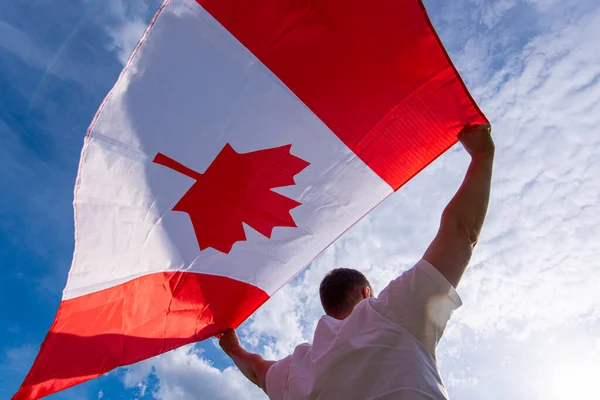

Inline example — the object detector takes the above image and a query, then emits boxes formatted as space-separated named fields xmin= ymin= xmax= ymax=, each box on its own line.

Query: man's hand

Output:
xmin=458 ymin=124 xmax=495 ymax=158
xmin=217 ymin=328 xmax=275 ymax=392
xmin=218 ymin=328 xmax=241 ymax=356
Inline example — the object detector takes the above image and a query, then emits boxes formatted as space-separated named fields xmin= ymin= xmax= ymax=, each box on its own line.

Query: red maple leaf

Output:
xmin=153 ymin=143 xmax=309 ymax=254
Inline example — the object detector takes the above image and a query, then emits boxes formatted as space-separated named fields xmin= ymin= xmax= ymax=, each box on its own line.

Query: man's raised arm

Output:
xmin=218 ymin=328 xmax=275 ymax=392
xmin=423 ymin=124 xmax=495 ymax=288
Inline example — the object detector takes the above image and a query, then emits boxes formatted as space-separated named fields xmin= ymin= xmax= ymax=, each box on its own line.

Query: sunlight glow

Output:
xmin=539 ymin=354 xmax=599 ymax=400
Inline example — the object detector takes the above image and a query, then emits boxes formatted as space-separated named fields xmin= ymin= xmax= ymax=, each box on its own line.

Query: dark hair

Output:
xmin=319 ymin=268 xmax=372 ymax=317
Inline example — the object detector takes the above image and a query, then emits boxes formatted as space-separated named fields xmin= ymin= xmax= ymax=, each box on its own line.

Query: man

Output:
xmin=219 ymin=124 xmax=494 ymax=399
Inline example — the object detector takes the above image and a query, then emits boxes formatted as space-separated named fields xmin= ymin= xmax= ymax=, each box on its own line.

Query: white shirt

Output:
xmin=265 ymin=259 xmax=462 ymax=400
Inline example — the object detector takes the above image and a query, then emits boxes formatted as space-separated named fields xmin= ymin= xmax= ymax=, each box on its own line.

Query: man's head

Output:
xmin=319 ymin=268 xmax=374 ymax=320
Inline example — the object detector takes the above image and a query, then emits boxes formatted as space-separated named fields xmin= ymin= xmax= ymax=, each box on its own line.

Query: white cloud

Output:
xmin=446 ymin=370 xmax=479 ymax=388
xmin=106 ymin=18 xmax=149 ymax=65
xmin=126 ymin=345 xmax=264 ymax=400
xmin=120 ymin=0 xmax=600 ymax=398
xmin=101 ymin=0 xmax=161 ymax=65
xmin=479 ymin=0 xmax=519 ymax=28
xmin=455 ymin=2 xmax=600 ymax=336
xmin=122 ymin=357 xmax=154 ymax=398
xmin=103 ymin=1 xmax=150 ymax=65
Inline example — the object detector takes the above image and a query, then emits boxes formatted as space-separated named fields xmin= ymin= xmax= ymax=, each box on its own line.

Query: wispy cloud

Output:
xmin=0 ymin=2 xmax=165 ymax=396
xmin=0 ymin=344 xmax=36 ymax=375
xmin=0 ymin=0 xmax=163 ymax=295
xmin=101 ymin=0 xmax=161 ymax=65
xmin=0 ymin=345 xmax=35 ymax=399
xmin=0 ymin=21 xmax=52 ymax=68
xmin=457 ymin=2 xmax=600 ymax=337
xmin=125 ymin=345 xmax=264 ymax=400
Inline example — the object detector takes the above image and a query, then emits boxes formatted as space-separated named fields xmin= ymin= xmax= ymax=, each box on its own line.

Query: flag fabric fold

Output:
xmin=16 ymin=0 xmax=486 ymax=398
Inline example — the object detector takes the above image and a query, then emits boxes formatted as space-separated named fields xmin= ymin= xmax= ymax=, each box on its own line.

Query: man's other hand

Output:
xmin=219 ymin=328 xmax=241 ymax=355
xmin=217 ymin=328 xmax=275 ymax=390
xmin=459 ymin=124 xmax=494 ymax=158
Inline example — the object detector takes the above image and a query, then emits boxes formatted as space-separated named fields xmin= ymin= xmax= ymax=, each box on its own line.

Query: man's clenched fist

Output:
xmin=459 ymin=124 xmax=495 ymax=158
xmin=218 ymin=328 xmax=241 ymax=356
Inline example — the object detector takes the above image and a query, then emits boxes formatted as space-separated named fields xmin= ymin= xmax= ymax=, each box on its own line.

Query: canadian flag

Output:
xmin=16 ymin=0 xmax=487 ymax=398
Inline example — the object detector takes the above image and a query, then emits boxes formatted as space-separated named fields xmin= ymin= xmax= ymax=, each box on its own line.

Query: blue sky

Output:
xmin=1 ymin=0 xmax=599 ymax=399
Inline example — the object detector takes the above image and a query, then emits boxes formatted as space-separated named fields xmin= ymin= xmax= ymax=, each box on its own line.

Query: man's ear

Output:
xmin=362 ymin=286 xmax=371 ymax=299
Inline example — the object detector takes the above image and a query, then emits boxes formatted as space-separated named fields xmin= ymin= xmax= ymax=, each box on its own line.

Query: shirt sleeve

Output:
xmin=265 ymin=355 xmax=292 ymax=400
xmin=371 ymin=259 xmax=462 ymax=354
